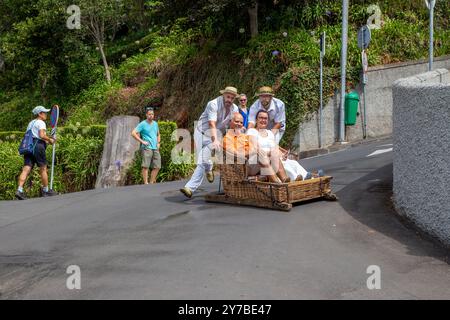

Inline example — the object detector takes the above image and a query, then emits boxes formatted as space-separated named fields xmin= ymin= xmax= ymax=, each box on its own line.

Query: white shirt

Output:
xmin=27 ymin=119 xmax=46 ymax=139
xmin=196 ymin=96 xmax=239 ymax=135
xmin=248 ymin=97 xmax=286 ymax=132
xmin=247 ymin=128 xmax=276 ymax=152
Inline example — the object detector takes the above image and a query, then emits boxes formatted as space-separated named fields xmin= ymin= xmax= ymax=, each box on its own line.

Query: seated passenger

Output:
xmin=278 ymin=148 xmax=324 ymax=180
xmin=222 ymin=113 xmax=252 ymax=163
xmin=247 ymin=110 xmax=323 ymax=181
xmin=222 ymin=113 xmax=286 ymax=183
xmin=244 ymin=111 xmax=290 ymax=183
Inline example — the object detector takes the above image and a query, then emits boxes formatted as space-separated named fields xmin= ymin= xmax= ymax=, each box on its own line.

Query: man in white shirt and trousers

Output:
xmin=180 ymin=86 xmax=239 ymax=198
xmin=247 ymin=86 xmax=286 ymax=144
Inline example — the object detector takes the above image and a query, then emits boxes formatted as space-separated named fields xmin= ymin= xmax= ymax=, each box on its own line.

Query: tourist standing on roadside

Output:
xmin=131 ymin=108 xmax=161 ymax=184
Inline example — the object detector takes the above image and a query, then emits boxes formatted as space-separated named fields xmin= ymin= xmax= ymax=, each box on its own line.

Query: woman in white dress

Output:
xmin=248 ymin=109 xmax=319 ymax=181
xmin=246 ymin=111 xmax=290 ymax=182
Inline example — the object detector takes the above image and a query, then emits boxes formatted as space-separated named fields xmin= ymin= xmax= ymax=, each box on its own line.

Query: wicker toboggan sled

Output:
xmin=205 ymin=163 xmax=337 ymax=212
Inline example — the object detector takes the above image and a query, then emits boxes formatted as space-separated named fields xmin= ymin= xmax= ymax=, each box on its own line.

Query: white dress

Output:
xmin=247 ymin=128 xmax=276 ymax=152
xmin=247 ymin=128 xmax=308 ymax=180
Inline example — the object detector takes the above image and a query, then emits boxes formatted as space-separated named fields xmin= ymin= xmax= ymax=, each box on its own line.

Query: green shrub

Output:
xmin=56 ymin=136 xmax=104 ymax=192
xmin=0 ymin=142 xmax=28 ymax=200
xmin=0 ymin=131 xmax=23 ymax=143
xmin=105 ymin=78 xmax=159 ymax=117
xmin=107 ymin=31 xmax=155 ymax=66
xmin=278 ymin=65 xmax=341 ymax=146
xmin=0 ymin=93 xmax=42 ymax=131
xmin=64 ymin=80 xmax=123 ymax=127
xmin=59 ymin=125 xmax=106 ymax=140
xmin=0 ymin=125 xmax=106 ymax=143
xmin=0 ymin=141 xmax=64 ymax=200
xmin=0 ymin=121 xmax=194 ymax=200
xmin=0 ymin=135 xmax=103 ymax=200
xmin=1 ymin=0 xmax=449 ymax=153
xmin=63 ymin=105 xmax=104 ymax=127
xmin=115 ymin=51 xmax=161 ymax=86
xmin=126 ymin=150 xmax=194 ymax=184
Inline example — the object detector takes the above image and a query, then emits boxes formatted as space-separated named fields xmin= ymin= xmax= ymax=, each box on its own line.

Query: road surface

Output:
xmin=0 ymin=138 xmax=449 ymax=299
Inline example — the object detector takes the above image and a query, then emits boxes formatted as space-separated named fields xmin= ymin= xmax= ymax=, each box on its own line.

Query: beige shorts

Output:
xmin=142 ymin=149 xmax=161 ymax=169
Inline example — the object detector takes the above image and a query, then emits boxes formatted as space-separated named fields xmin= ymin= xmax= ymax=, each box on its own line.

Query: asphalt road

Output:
xmin=0 ymin=137 xmax=449 ymax=299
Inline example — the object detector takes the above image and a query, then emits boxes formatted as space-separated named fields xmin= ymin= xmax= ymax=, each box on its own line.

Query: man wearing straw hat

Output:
xmin=180 ymin=86 xmax=239 ymax=198
xmin=248 ymin=86 xmax=286 ymax=144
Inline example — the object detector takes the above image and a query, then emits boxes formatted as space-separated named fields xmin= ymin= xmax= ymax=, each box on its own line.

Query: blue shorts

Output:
xmin=24 ymin=140 xmax=47 ymax=168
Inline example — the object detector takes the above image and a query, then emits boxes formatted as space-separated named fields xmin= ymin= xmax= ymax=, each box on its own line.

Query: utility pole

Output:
xmin=425 ymin=0 xmax=436 ymax=71
xmin=339 ymin=0 xmax=349 ymax=142
xmin=358 ymin=25 xmax=371 ymax=140
xmin=319 ymin=32 xmax=326 ymax=149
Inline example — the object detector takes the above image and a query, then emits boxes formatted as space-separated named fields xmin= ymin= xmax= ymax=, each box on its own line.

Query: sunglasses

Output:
xmin=239 ymin=99 xmax=247 ymax=102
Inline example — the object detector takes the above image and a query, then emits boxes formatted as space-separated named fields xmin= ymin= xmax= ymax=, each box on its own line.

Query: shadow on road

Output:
xmin=336 ymin=163 xmax=449 ymax=264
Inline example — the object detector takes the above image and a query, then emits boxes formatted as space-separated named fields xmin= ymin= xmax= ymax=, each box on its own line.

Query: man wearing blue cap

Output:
xmin=15 ymin=106 xmax=58 ymax=200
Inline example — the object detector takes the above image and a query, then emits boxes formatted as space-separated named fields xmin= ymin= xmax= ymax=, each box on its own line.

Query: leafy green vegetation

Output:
xmin=0 ymin=137 xmax=100 ymax=200
xmin=0 ymin=121 xmax=194 ymax=199
xmin=0 ymin=0 xmax=448 ymax=197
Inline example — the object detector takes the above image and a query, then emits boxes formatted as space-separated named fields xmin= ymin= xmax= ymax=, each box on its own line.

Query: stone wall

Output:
xmin=392 ymin=68 xmax=450 ymax=246
xmin=293 ymin=55 xmax=450 ymax=153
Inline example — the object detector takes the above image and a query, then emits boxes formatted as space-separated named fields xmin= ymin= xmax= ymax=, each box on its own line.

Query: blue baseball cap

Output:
xmin=32 ymin=106 xmax=51 ymax=115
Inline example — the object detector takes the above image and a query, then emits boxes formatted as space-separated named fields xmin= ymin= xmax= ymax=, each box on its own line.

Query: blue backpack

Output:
xmin=18 ymin=120 xmax=38 ymax=155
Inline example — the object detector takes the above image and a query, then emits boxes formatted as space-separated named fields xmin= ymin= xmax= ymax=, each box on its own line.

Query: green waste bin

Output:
xmin=345 ymin=91 xmax=360 ymax=125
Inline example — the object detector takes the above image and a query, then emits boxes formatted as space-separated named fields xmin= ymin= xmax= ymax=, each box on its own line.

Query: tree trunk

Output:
xmin=137 ymin=0 xmax=147 ymax=28
xmin=90 ymin=16 xmax=111 ymax=84
xmin=248 ymin=2 xmax=258 ymax=38
xmin=97 ymin=41 xmax=111 ymax=84
xmin=0 ymin=53 xmax=4 ymax=72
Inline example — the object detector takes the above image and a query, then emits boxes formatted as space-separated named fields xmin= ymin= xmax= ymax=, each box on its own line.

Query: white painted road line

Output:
xmin=367 ymin=148 xmax=393 ymax=157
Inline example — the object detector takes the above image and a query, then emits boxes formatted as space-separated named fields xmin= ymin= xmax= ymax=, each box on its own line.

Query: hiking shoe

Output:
xmin=15 ymin=190 xmax=27 ymax=200
xmin=180 ymin=187 xmax=193 ymax=199
xmin=206 ymin=171 xmax=214 ymax=183
xmin=42 ymin=189 xmax=58 ymax=197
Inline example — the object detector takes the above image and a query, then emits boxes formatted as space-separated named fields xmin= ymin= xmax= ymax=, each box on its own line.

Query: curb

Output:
xmin=298 ymin=135 xmax=392 ymax=159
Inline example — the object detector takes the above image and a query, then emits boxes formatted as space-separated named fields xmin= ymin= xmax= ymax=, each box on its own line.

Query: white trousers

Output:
xmin=282 ymin=159 xmax=308 ymax=181
xmin=184 ymin=129 xmax=214 ymax=192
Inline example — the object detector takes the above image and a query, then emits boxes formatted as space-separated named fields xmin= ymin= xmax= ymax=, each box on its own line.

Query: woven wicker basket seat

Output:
xmin=205 ymin=162 xmax=337 ymax=212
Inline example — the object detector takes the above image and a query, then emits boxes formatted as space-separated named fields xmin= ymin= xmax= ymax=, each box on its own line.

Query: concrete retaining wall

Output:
xmin=293 ymin=55 xmax=450 ymax=153
xmin=392 ymin=68 xmax=450 ymax=246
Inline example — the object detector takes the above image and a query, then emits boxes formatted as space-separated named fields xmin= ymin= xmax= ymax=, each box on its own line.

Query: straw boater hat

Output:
xmin=256 ymin=86 xmax=275 ymax=96
xmin=219 ymin=86 xmax=238 ymax=96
